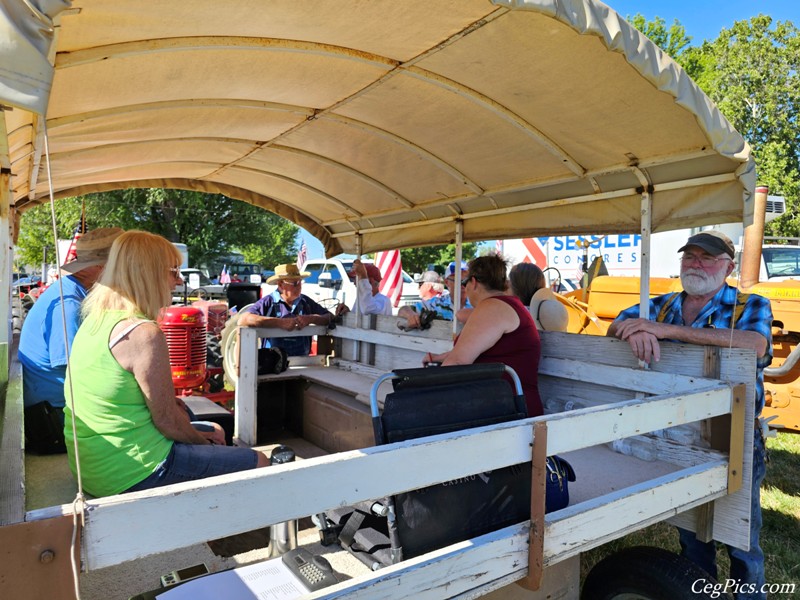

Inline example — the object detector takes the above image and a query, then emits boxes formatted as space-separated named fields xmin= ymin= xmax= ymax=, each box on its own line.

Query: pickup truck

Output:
xmin=300 ymin=258 xmax=419 ymax=312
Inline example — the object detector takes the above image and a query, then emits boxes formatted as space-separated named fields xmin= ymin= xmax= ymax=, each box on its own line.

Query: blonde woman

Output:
xmin=64 ymin=231 xmax=269 ymax=497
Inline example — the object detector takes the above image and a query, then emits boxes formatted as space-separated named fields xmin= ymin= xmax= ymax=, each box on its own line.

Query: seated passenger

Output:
xmin=419 ymin=270 xmax=444 ymax=301
xmin=398 ymin=261 xmax=471 ymax=329
xmin=529 ymin=287 xmax=569 ymax=332
xmin=350 ymin=259 xmax=392 ymax=315
xmin=509 ymin=262 xmax=569 ymax=332
xmin=508 ymin=262 xmax=546 ymax=305
xmin=423 ymin=255 xmax=542 ymax=416
xmin=238 ymin=263 xmax=347 ymax=356
xmin=64 ymin=231 xmax=269 ymax=497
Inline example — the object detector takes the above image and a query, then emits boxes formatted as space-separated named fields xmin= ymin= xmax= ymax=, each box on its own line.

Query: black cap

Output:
xmin=677 ymin=231 xmax=735 ymax=259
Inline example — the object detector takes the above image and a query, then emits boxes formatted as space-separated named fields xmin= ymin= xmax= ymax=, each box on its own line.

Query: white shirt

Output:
xmin=356 ymin=279 xmax=392 ymax=315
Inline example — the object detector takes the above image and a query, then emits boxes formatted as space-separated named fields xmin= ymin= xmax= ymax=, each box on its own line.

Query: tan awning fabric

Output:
xmin=2 ymin=0 xmax=754 ymax=256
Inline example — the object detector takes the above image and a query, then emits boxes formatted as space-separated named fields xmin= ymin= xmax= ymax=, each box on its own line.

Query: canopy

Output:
xmin=2 ymin=0 xmax=755 ymax=256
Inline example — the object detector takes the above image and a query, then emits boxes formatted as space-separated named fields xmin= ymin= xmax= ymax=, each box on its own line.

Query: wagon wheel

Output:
xmin=192 ymin=287 xmax=209 ymax=300
xmin=220 ymin=303 xmax=255 ymax=388
xmin=581 ymin=546 xmax=731 ymax=600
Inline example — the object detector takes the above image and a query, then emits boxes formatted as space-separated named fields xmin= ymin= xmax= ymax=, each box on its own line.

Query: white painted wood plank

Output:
xmin=249 ymin=325 xmax=330 ymax=339
xmin=544 ymin=386 xmax=733 ymax=455
xmin=234 ymin=326 xmax=259 ymax=445
xmin=311 ymin=523 xmax=533 ymax=600
xmin=539 ymin=357 xmax=720 ymax=395
xmin=333 ymin=325 xmax=453 ymax=354
xmin=45 ymin=387 xmax=734 ymax=570
xmin=545 ymin=462 xmax=729 ymax=563
xmin=313 ymin=464 xmax=729 ymax=599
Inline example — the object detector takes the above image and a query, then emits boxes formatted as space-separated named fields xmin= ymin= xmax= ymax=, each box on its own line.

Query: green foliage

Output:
xmin=628 ymin=14 xmax=693 ymax=58
xmin=15 ymin=199 xmax=84 ymax=268
xmin=629 ymin=14 xmax=800 ymax=238
xmin=17 ymin=189 xmax=299 ymax=271
xmin=695 ymin=16 xmax=800 ymax=237
xmin=399 ymin=243 xmax=478 ymax=275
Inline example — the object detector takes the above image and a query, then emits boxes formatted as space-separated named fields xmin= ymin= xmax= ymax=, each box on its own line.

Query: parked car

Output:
xmin=173 ymin=268 xmax=227 ymax=301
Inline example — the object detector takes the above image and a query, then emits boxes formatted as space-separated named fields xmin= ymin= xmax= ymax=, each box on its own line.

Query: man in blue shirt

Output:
xmin=398 ymin=261 xmax=472 ymax=328
xmin=238 ymin=263 xmax=345 ymax=356
xmin=608 ymin=230 xmax=772 ymax=600
xmin=19 ymin=227 xmax=124 ymax=454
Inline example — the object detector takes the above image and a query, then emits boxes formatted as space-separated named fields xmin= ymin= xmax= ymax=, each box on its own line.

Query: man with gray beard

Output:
xmin=608 ymin=230 xmax=772 ymax=600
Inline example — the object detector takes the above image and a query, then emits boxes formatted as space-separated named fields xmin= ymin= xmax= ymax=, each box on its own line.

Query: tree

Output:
xmin=628 ymin=14 xmax=693 ymax=60
xmin=680 ymin=17 xmax=800 ymax=236
xmin=399 ymin=243 xmax=478 ymax=275
xmin=17 ymin=189 xmax=300 ymax=272
xmin=629 ymin=15 xmax=800 ymax=237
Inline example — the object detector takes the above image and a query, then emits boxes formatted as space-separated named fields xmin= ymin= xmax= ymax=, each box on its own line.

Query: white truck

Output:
xmin=300 ymin=257 xmax=420 ymax=312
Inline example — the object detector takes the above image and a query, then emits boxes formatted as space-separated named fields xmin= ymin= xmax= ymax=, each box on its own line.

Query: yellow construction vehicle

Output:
xmin=555 ymin=192 xmax=800 ymax=432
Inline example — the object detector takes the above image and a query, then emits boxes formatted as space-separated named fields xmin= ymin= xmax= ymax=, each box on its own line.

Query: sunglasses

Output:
xmin=446 ymin=277 xmax=468 ymax=287
xmin=281 ymin=280 xmax=302 ymax=287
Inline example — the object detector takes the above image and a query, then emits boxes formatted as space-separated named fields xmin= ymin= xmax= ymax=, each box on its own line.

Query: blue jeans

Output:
xmin=678 ymin=429 xmax=767 ymax=600
xmin=125 ymin=442 xmax=259 ymax=493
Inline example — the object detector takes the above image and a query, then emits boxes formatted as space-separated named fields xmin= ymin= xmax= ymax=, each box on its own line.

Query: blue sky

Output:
xmin=608 ymin=0 xmax=798 ymax=43
xmin=297 ymin=0 xmax=799 ymax=260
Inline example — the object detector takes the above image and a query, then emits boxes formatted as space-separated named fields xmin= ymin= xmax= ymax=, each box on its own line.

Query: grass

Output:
xmin=580 ymin=432 xmax=800 ymax=589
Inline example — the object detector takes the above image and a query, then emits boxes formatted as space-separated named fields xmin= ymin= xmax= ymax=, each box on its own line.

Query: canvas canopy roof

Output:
xmin=1 ymin=0 xmax=755 ymax=256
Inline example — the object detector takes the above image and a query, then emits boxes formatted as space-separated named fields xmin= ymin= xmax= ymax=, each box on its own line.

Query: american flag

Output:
xmin=375 ymin=250 xmax=403 ymax=307
xmin=61 ymin=210 xmax=87 ymax=266
xmin=495 ymin=239 xmax=504 ymax=255
xmin=296 ymin=240 xmax=308 ymax=271
xmin=219 ymin=265 xmax=231 ymax=284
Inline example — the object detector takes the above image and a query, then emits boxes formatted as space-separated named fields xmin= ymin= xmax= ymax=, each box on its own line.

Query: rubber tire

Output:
xmin=11 ymin=295 xmax=32 ymax=334
xmin=192 ymin=287 xmax=208 ymax=300
xmin=581 ymin=546 xmax=730 ymax=600
xmin=206 ymin=334 xmax=222 ymax=368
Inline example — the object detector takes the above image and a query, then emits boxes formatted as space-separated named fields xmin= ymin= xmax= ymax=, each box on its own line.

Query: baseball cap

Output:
xmin=677 ymin=230 xmax=735 ymax=259
xmin=446 ymin=261 xmax=469 ymax=278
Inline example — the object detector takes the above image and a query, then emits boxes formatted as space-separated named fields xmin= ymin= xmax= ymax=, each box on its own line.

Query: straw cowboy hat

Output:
xmin=529 ymin=287 xmax=569 ymax=332
xmin=61 ymin=227 xmax=124 ymax=274
xmin=266 ymin=263 xmax=311 ymax=285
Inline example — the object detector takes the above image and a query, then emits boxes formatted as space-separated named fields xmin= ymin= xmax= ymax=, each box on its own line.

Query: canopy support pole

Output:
xmin=0 ymin=110 xmax=11 ymax=384
xmin=453 ymin=220 xmax=463 ymax=339
xmin=639 ymin=190 xmax=652 ymax=315
xmin=354 ymin=233 xmax=363 ymax=360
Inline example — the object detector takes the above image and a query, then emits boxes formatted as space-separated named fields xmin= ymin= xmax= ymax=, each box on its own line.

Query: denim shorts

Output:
xmin=125 ymin=442 xmax=259 ymax=493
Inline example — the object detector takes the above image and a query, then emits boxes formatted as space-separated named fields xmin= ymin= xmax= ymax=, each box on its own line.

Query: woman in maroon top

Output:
xmin=425 ymin=255 xmax=542 ymax=417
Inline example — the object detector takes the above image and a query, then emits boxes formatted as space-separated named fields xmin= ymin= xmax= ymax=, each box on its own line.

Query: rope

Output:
xmin=43 ymin=127 xmax=85 ymax=598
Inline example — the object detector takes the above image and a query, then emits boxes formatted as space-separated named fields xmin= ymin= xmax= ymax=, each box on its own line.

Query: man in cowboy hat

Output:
xmin=608 ymin=230 xmax=772 ymax=598
xmin=239 ymin=263 xmax=348 ymax=356
xmin=19 ymin=227 xmax=124 ymax=454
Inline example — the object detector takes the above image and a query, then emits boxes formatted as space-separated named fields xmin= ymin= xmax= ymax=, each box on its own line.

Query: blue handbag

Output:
xmin=545 ymin=455 xmax=576 ymax=513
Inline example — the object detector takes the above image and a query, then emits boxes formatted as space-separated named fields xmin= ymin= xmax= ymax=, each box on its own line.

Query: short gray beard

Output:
xmin=681 ymin=266 xmax=727 ymax=296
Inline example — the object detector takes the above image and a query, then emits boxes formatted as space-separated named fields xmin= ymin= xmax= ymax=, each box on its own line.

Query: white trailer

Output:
xmin=0 ymin=1 xmax=762 ymax=598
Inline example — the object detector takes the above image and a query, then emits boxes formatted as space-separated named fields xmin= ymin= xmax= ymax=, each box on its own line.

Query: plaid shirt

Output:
xmin=614 ymin=283 xmax=773 ymax=414
xmin=413 ymin=294 xmax=471 ymax=321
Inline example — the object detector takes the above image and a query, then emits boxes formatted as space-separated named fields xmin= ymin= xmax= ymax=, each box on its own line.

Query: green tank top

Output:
xmin=64 ymin=310 xmax=172 ymax=496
